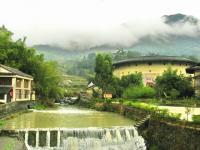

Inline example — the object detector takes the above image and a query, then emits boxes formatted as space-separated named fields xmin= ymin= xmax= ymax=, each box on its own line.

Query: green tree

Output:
xmin=155 ymin=68 xmax=194 ymax=99
xmin=0 ymin=26 xmax=64 ymax=101
xmin=110 ymin=76 xmax=123 ymax=98
xmin=94 ymin=54 xmax=113 ymax=94
xmin=120 ymin=73 xmax=143 ymax=88
xmin=94 ymin=53 xmax=143 ymax=98
xmin=67 ymin=53 xmax=96 ymax=78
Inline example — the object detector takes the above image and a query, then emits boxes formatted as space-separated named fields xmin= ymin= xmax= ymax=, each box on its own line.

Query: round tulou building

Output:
xmin=113 ymin=56 xmax=197 ymax=86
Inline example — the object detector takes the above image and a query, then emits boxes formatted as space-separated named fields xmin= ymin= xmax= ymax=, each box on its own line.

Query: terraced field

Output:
xmin=62 ymin=75 xmax=88 ymax=94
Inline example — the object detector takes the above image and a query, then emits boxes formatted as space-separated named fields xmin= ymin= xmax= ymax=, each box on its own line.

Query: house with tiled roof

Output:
xmin=186 ymin=64 xmax=200 ymax=98
xmin=0 ymin=64 xmax=34 ymax=103
xmin=113 ymin=56 xmax=196 ymax=86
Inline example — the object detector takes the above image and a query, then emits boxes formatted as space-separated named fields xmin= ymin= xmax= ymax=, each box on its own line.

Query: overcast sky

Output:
xmin=0 ymin=0 xmax=200 ymax=49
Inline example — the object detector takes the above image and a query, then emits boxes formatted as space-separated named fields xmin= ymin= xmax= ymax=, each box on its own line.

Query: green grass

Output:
xmin=32 ymin=104 xmax=46 ymax=110
xmin=3 ymin=142 xmax=14 ymax=150
xmin=123 ymin=86 xmax=156 ymax=99
xmin=106 ymin=98 xmax=181 ymax=122
xmin=125 ymin=101 xmax=181 ymax=121
xmin=137 ymin=98 xmax=200 ymax=107
xmin=192 ymin=115 xmax=200 ymax=124
xmin=0 ymin=119 xmax=5 ymax=128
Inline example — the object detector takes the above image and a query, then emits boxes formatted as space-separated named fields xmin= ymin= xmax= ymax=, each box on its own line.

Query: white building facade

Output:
xmin=0 ymin=64 xmax=34 ymax=103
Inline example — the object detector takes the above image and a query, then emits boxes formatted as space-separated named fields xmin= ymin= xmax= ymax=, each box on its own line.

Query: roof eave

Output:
xmin=113 ymin=59 xmax=197 ymax=67
xmin=0 ymin=64 xmax=33 ymax=79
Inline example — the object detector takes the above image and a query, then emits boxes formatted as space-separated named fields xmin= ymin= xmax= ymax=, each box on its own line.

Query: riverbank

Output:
xmin=139 ymin=99 xmax=200 ymax=107
xmin=0 ymin=105 xmax=143 ymax=150
xmin=145 ymin=119 xmax=200 ymax=150
xmin=0 ymin=101 xmax=36 ymax=150
xmin=1 ymin=99 xmax=200 ymax=150
xmin=0 ymin=101 xmax=36 ymax=119
xmin=78 ymin=99 xmax=200 ymax=150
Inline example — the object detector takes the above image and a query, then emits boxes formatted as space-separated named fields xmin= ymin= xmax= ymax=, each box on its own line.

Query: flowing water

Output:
xmin=3 ymin=105 xmax=134 ymax=129
xmin=61 ymin=127 xmax=146 ymax=150
xmin=3 ymin=105 xmax=146 ymax=150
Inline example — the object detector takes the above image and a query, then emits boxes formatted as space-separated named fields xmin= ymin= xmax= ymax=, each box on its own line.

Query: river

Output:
xmin=3 ymin=105 xmax=134 ymax=129
xmin=3 ymin=105 xmax=146 ymax=150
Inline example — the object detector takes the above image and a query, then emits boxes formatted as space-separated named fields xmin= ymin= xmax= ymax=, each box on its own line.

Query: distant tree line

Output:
xmin=66 ymin=49 xmax=199 ymax=80
xmin=0 ymin=26 xmax=64 ymax=101
xmin=66 ymin=49 xmax=143 ymax=78
xmin=67 ymin=53 xmax=96 ymax=79
xmin=112 ymin=49 xmax=142 ymax=61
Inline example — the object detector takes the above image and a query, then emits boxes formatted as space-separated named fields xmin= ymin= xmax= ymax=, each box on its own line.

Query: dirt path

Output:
xmin=158 ymin=106 xmax=200 ymax=121
xmin=0 ymin=136 xmax=26 ymax=150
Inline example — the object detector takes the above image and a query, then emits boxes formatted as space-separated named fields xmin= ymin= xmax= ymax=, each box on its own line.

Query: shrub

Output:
xmin=120 ymin=73 xmax=143 ymax=88
xmin=154 ymin=108 xmax=181 ymax=122
xmin=0 ymin=120 xmax=5 ymax=128
xmin=192 ymin=115 xmax=200 ymax=124
xmin=122 ymin=86 xmax=156 ymax=99
xmin=92 ymin=89 xmax=100 ymax=98
xmin=150 ymin=145 xmax=159 ymax=150
xmin=169 ymin=89 xmax=180 ymax=99
xmin=155 ymin=68 xmax=194 ymax=98
xmin=123 ymin=101 xmax=181 ymax=122
xmin=94 ymin=102 xmax=105 ymax=111
xmin=33 ymin=103 xmax=46 ymax=110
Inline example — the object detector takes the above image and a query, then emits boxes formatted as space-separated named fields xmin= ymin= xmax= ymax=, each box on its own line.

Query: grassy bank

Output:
xmin=79 ymin=98 xmax=200 ymax=128
xmin=105 ymin=98 xmax=200 ymax=107
xmin=138 ymin=98 xmax=200 ymax=107
xmin=79 ymin=98 xmax=181 ymax=122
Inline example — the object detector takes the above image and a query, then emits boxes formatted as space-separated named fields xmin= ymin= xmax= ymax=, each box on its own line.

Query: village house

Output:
xmin=186 ymin=64 xmax=200 ymax=98
xmin=0 ymin=64 xmax=34 ymax=103
xmin=113 ymin=56 xmax=196 ymax=86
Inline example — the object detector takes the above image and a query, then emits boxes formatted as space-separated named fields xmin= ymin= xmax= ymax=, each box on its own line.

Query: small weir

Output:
xmin=3 ymin=106 xmax=146 ymax=149
xmin=18 ymin=126 xmax=146 ymax=150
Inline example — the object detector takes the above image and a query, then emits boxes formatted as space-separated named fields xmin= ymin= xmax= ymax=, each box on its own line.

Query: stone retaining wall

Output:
xmin=104 ymin=103 xmax=200 ymax=150
xmin=78 ymin=100 xmax=200 ymax=150
xmin=143 ymin=120 xmax=200 ymax=150
xmin=0 ymin=101 xmax=36 ymax=119
xmin=78 ymin=100 xmax=149 ymax=121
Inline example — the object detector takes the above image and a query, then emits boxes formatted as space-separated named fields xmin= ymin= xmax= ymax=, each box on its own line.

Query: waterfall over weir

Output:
xmin=20 ymin=126 xmax=146 ymax=150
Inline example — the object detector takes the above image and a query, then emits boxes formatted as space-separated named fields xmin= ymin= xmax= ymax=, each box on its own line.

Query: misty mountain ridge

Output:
xmin=163 ymin=13 xmax=199 ymax=25
xmin=34 ymin=44 xmax=114 ymax=61
xmin=34 ymin=13 xmax=200 ymax=61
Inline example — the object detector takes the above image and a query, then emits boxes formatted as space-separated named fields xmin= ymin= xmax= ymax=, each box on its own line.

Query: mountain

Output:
xmin=163 ymin=13 xmax=199 ymax=25
xmin=128 ymin=14 xmax=200 ymax=57
xmin=34 ymin=44 xmax=86 ymax=61
xmin=34 ymin=13 xmax=200 ymax=61
xmin=33 ymin=44 xmax=114 ymax=61
xmin=128 ymin=36 xmax=200 ymax=56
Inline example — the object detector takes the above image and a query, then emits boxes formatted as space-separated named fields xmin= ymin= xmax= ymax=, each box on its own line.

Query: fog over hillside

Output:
xmin=1 ymin=0 xmax=200 ymax=57
xmin=34 ymin=14 xmax=200 ymax=60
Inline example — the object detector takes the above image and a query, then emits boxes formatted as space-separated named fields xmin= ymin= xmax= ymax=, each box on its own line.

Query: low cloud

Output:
xmin=1 ymin=0 xmax=200 ymax=51
xmin=11 ymin=14 xmax=200 ymax=51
